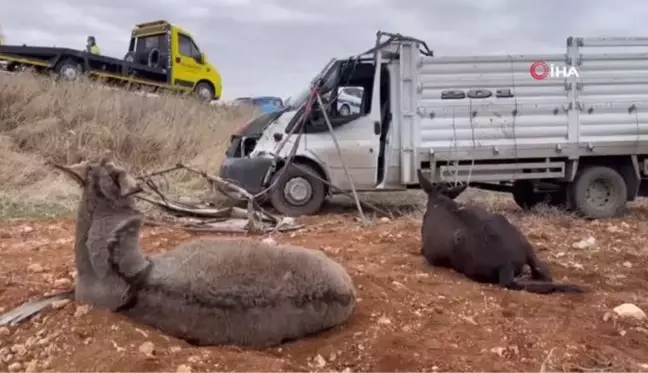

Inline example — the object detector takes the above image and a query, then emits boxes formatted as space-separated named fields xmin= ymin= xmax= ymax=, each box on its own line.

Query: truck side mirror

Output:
xmin=194 ymin=52 xmax=205 ymax=64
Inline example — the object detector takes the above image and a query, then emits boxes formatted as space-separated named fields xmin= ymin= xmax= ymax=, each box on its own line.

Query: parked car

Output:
xmin=233 ymin=96 xmax=284 ymax=113
xmin=336 ymin=86 xmax=363 ymax=115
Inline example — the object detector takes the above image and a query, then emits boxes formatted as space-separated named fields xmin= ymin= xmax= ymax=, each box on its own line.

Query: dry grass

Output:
xmin=0 ymin=72 xmax=255 ymax=217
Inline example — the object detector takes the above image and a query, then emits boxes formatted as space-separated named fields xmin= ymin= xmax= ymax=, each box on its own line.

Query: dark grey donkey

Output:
xmin=418 ymin=170 xmax=585 ymax=294
xmin=53 ymin=157 xmax=357 ymax=347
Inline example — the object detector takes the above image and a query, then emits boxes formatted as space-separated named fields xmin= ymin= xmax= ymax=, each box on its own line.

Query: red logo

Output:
xmin=530 ymin=61 xmax=550 ymax=80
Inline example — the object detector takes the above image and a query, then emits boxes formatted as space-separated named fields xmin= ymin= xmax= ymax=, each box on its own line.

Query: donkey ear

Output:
xmin=417 ymin=169 xmax=437 ymax=195
xmin=116 ymin=170 xmax=143 ymax=197
xmin=442 ymin=183 xmax=468 ymax=199
xmin=48 ymin=161 xmax=90 ymax=186
xmin=100 ymin=150 xmax=114 ymax=166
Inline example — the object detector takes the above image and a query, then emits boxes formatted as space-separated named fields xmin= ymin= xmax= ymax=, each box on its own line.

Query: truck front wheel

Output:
xmin=55 ymin=59 xmax=82 ymax=81
xmin=269 ymin=163 xmax=326 ymax=217
xmin=194 ymin=82 xmax=214 ymax=102
xmin=569 ymin=165 xmax=627 ymax=219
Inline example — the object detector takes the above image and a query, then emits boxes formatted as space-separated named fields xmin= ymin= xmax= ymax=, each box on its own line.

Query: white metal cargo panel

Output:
xmin=409 ymin=36 xmax=648 ymax=164
xmin=416 ymin=54 xmax=572 ymax=153
xmin=574 ymin=38 xmax=648 ymax=147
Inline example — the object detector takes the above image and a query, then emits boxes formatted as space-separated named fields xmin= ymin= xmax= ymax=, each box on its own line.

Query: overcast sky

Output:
xmin=1 ymin=0 xmax=645 ymax=100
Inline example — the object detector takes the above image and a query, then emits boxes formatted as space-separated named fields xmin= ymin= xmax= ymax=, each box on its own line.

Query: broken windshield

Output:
xmin=286 ymin=58 xmax=340 ymax=111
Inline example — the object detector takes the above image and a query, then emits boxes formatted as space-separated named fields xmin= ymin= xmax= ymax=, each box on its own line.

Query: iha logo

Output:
xmin=529 ymin=61 xmax=580 ymax=80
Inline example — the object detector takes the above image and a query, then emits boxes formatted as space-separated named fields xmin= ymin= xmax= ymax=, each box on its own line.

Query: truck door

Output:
xmin=302 ymin=62 xmax=388 ymax=191
xmin=173 ymin=33 xmax=201 ymax=89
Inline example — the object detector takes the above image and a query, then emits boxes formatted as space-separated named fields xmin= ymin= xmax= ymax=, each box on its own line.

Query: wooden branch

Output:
xmin=176 ymin=163 xmax=280 ymax=225
xmin=177 ymin=163 xmax=254 ymax=199
xmin=131 ymin=163 xmax=302 ymax=234
xmin=135 ymin=164 xmax=183 ymax=180
xmin=245 ymin=197 xmax=261 ymax=234
xmin=179 ymin=222 xmax=304 ymax=234
xmin=136 ymin=195 xmax=234 ymax=219
xmin=144 ymin=218 xmax=304 ymax=234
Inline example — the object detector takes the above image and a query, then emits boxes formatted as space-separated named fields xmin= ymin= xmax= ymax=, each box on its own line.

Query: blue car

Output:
xmin=233 ymin=96 xmax=284 ymax=113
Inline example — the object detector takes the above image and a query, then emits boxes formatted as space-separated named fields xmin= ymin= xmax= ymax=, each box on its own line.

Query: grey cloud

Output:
xmin=2 ymin=0 xmax=647 ymax=99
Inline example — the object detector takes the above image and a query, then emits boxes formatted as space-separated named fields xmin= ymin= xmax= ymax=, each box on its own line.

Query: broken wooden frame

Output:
xmin=136 ymin=163 xmax=303 ymax=234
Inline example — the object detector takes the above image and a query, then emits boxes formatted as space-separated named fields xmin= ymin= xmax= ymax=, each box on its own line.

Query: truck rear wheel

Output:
xmin=194 ymin=82 xmax=214 ymax=102
xmin=569 ymin=165 xmax=627 ymax=219
xmin=55 ymin=59 xmax=82 ymax=81
xmin=269 ymin=163 xmax=326 ymax=217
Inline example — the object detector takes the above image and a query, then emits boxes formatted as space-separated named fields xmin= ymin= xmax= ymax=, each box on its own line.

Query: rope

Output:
xmin=508 ymin=55 xmax=520 ymax=180
xmin=246 ymin=57 xmax=361 ymax=200
xmin=464 ymin=97 xmax=477 ymax=185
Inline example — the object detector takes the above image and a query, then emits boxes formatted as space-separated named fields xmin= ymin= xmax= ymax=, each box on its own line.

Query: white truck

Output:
xmin=219 ymin=31 xmax=648 ymax=218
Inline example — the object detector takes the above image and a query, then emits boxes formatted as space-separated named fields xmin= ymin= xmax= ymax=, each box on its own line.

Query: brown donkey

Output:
xmin=53 ymin=156 xmax=357 ymax=347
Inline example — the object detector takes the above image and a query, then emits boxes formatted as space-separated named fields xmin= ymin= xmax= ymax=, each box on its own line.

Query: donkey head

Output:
xmin=417 ymin=169 xmax=467 ymax=200
xmin=50 ymin=152 xmax=142 ymax=203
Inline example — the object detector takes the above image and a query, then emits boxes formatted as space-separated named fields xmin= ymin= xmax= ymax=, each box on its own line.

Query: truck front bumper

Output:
xmin=218 ymin=156 xmax=274 ymax=200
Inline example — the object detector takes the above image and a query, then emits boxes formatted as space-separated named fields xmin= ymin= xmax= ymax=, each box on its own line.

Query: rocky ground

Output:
xmin=1 ymin=198 xmax=648 ymax=372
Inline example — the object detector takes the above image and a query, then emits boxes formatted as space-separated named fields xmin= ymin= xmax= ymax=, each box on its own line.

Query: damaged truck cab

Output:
xmin=220 ymin=36 xmax=408 ymax=216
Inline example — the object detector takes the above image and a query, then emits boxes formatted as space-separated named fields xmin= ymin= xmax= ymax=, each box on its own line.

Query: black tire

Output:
xmin=6 ymin=62 xmax=20 ymax=72
xmin=194 ymin=82 xmax=214 ymax=102
xmin=269 ymin=163 xmax=326 ymax=217
xmin=512 ymin=180 xmax=569 ymax=210
xmin=54 ymin=59 xmax=82 ymax=81
xmin=547 ymin=184 xmax=569 ymax=208
xmin=147 ymin=48 xmax=160 ymax=68
xmin=569 ymin=166 xmax=627 ymax=219
xmin=339 ymin=104 xmax=351 ymax=116
xmin=512 ymin=180 xmax=543 ymax=210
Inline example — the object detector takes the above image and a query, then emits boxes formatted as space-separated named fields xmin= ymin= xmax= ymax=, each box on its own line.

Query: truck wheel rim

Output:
xmin=585 ymin=178 xmax=614 ymax=209
xmin=284 ymin=177 xmax=312 ymax=206
xmin=197 ymin=87 xmax=211 ymax=100
xmin=340 ymin=105 xmax=349 ymax=115
xmin=61 ymin=66 xmax=78 ymax=79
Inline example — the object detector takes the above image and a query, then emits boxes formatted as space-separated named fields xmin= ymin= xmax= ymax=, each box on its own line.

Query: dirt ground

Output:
xmin=1 ymin=198 xmax=648 ymax=372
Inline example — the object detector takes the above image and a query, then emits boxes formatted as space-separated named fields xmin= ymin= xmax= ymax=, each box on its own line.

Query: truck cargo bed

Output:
xmin=393 ymin=37 xmax=648 ymax=184
xmin=0 ymin=45 xmax=169 ymax=84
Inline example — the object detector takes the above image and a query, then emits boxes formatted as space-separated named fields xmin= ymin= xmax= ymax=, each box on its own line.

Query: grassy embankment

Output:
xmin=0 ymin=72 xmax=253 ymax=218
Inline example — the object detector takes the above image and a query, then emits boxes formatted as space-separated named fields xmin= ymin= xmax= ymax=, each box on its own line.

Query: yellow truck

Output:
xmin=0 ymin=20 xmax=223 ymax=101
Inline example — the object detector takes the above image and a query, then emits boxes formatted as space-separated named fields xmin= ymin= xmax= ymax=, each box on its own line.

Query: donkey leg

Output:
xmin=497 ymin=263 xmax=524 ymax=291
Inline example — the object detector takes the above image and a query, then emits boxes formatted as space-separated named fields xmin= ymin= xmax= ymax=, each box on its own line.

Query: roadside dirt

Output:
xmin=1 ymin=201 xmax=648 ymax=372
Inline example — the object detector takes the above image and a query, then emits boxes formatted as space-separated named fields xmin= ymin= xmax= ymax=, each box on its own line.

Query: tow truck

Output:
xmin=0 ymin=20 xmax=222 ymax=101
